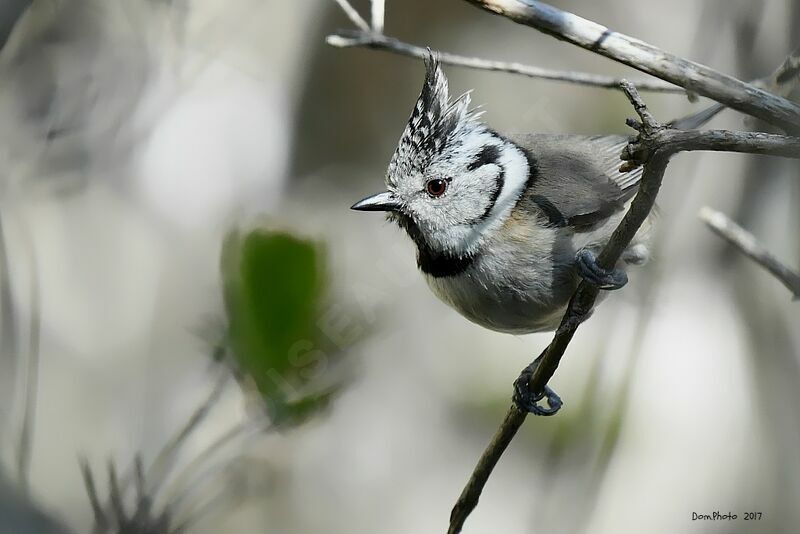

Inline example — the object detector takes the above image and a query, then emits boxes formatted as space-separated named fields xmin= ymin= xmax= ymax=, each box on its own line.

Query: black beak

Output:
xmin=350 ymin=191 xmax=402 ymax=212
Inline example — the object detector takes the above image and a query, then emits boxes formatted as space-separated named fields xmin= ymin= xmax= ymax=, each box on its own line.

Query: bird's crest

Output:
xmin=386 ymin=52 xmax=477 ymax=186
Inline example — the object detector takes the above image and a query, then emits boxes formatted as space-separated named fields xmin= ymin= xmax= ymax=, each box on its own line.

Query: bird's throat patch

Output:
xmin=394 ymin=212 xmax=477 ymax=278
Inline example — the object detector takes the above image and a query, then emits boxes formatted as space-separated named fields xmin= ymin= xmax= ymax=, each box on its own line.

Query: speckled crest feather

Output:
xmin=386 ymin=53 xmax=475 ymax=187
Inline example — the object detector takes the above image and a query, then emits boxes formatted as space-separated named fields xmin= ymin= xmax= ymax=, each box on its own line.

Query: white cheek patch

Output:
xmin=452 ymin=140 xmax=528 ymax=252
xmin=484 ymin=143 xmax=529 ymax=225
xmin=444 ymin=168 xmax=496 ymax=222
xmin=444 ymin=130 xmax=529 ymax=223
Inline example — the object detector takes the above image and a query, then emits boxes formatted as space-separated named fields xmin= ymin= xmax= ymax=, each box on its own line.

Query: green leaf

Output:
xmin=222 ymin=227 xmax=329 ymax=424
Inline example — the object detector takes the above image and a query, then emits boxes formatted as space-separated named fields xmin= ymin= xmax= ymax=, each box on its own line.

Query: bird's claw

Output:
xmin=513 ymin=359 xmax=563 ymax=416
xmin=575 ymin=248 xmax=628 ymax=290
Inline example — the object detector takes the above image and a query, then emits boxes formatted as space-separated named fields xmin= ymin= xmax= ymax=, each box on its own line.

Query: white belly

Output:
xmin=424 ymin=248 xmax=578 ymax=334
xmin=418 ymin=205 xmax=651 ymax=335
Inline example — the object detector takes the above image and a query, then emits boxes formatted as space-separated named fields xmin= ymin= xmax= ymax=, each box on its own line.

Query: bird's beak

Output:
xmin=350 ymin=191 xmax=402 ymax=212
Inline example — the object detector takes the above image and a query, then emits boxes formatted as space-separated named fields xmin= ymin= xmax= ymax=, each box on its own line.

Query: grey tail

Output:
xmin=668 ymin=103 xmax=725 ymax=130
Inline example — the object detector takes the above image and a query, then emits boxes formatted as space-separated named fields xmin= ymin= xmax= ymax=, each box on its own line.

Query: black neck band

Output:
xmin=395 ymin=213 xmax=477 ymax=278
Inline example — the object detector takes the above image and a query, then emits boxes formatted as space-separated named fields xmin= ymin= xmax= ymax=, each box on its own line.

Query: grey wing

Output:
xmin=510 ymin=134 xmax=642 ymax=229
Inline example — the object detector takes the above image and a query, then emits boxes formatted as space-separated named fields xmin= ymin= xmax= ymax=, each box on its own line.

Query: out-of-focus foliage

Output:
xmin=222 ymin=227 xmax=346 ymax=427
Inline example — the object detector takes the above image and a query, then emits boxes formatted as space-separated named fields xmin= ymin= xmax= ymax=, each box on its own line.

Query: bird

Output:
xmin=351 ymin=54 xmax=655 ymax=415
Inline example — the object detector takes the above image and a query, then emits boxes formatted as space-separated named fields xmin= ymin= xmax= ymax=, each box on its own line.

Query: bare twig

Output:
xmin=16 ymin=224 xmax=41 ymax=495
xmin=670 ymin=47 xmax=800 ymax=131
xmin=371 ymin=0 xmax=384 ymax=34
xmin=447 ymin=81 xmax=800 ymax=534
xmin=699 ymin=207 xmax=800 ymax=299
xmin=144 ymin=370 xmax=230 ymax=495
xmin=328 ymin=28 xmax=799 ymax=128
xmin=621 ymin=129 xmax=800 ymax=164
xmin=81 ymin=457 xmax=172 ymax=534
xmin=160 ymin=416 xmax=271 ymax=509
xmin=132 ymin=455 xmax=154 ymax=526
xmin=108 ymin=461 xmax=127 ymax=528
xmin=80 ymin=383 xmax=269 ymax=534
xmin=0 ymin=213 xmax=20 ymax=449
xmin=447 ymin=403 xmax=530 ymax=533
xmin=326 ymin=30 xmax=684 ymax=93
xmin=330 ymin=0 xmax=370 ymax=32
xmin=79 ymin=457 xmax=109 ymax=534
xmin=464 ymin=0 xmax=800 ymax=131
xmin=170 ymin=481 xmax=236 ymax=534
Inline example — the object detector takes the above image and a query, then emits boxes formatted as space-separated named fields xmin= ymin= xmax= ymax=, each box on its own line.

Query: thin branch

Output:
xmin=0 ymin=213 xmax=20 ymax=453
xmin=170 ymin=466 xmax=243 ymax=534
xmin=326 ymin=30 xmax=684 ymax=93
xmin=170 ymin=481 xmax=236 ymax=534
xmin=159 ymin=417 xmax=271 ymax=510
xmin=108 ymin=460 xmax=127 ymax=527
xmin=464 ymin=0 xmax=800 ymax=132
xmin=131 ymin=455 xmax=155 ymax=526
xmin=371 ymin=0 xmax=384 ymax=34
xmin=447 ymin=81 xmax=800 ymax=534
xmin=447 ymin=403 xmax=529 ymax=533
xmin=79 ymin=457 xmax=109 ymax=534
xmin=328 ymin=31 xmax=799 ymax=127
xmin=16 ymin=223 xmax=41 ymax=495
xmin=144 ymin=370 xmax=230 ymax=495
xmin=622 ymin=129 xmax=800 ymax=162
xmin=699 ymin=206 xmax=800 ymax=299
xmin=162 ymin=419 xmax=273 ymax=534
xmin=330 ymin=0 xmax=370 ymax=33
xmin=670 ymin=47 xmax=800 ymax=131
xmin=159 ymin=420 xmax=252 ymax=504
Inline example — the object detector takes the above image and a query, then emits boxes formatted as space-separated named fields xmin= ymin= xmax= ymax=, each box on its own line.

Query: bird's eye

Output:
xmin=425 ymin=178 xmax=448 ymax=198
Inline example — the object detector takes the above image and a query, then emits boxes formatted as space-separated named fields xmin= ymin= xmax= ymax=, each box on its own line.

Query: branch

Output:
xmin=326 ymin=30 xmax=684 ymax=93
xmin=16 ymin=229 xmax=41 ymax=496
xmin=79 ymin=457 xmax=109 ymax=532
xmin=447 ymin=82 xmax=800 ymax=534
xmin=464 ymin=0 xmax=800 ymax=132
xmin=331 ymin=0 xmax=370 ymax=32
xmin=0 ymin=214 xmax=20 ymax=466
xmin=371 ymin=0 xmax=384 ymax=35
xmin=144 ymin=369 xmax=230 ymax=495
xmin=699 ymin=207 xmax=800 ymax=299
xmin=622 ymin=129 xmax=800 ymax=163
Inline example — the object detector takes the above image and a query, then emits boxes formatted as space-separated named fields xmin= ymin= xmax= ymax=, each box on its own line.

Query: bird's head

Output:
xmin=352 ymin=53 xmax=531 ymax=267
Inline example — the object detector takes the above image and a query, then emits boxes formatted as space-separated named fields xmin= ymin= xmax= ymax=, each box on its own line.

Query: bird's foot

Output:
xmin=575 ymin=248 xmax=628 ymax=290
xmin=512 ymin=356 xmax=562 ymax=416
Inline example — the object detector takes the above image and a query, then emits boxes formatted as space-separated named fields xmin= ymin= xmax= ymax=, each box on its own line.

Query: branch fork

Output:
xmin=619 ymin=80 xmax=668 ymax=171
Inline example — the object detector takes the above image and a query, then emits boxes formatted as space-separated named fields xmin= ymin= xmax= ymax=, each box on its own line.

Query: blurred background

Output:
xmin=0 ymin=0 xmax=798 ymax=533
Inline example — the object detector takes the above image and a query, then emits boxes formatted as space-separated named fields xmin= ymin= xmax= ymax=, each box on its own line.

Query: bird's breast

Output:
xmin=423 ymin=235 xmax=578 ymax=334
